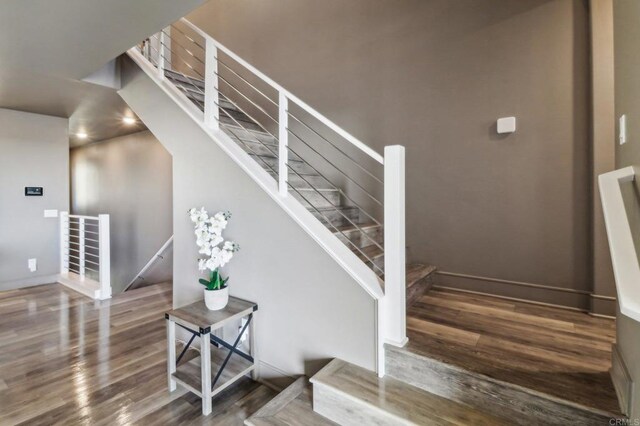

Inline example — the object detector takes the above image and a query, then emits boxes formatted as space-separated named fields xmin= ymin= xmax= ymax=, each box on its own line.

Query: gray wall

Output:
xmin=120 ymin=57 xmax=377 ymax=377
xmin=70 ymin=130 xmax=173 ymax=294
xmin=0 ymin=109 xmax=69 ymax=289
xmin=187 ymin=0 xmax=594 ymax=308
xmin=613 ymin=0 xmax=640 ymax=418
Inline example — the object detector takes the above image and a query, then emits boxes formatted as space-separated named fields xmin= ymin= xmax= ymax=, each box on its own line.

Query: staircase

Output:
xmin=162 ymin=69 xmax=435 ymax=293
xmin=124 ymin=17 xmax=625 ymax=426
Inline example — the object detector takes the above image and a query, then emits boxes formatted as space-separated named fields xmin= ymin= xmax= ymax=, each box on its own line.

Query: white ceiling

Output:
xmin=0 ymin=0 xmax=205 ymax=145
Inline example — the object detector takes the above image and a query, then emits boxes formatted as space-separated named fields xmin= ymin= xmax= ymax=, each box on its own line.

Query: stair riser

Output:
xmin=220 ymin=113 xmax=265 ymax=132
xmin=292 ymin=190 xmax=341 ymax=209
xmin=313 ymin=383 xmax=408 ymax=426
xmin=335 ymin=226 xmax=383 ymax=250
xmin=406 ymin=275 xmax=434 ymax=308
xmin=385 ymin=347 xmax=614 ymax=425
xmin=267 ymin=171 xmax=334 ymax=190
xmin=221 ymin=125 xmax=273 ymax=144
xmin=248 ymin=154 xmax=315 ymax=175
xmin=235 ymin=140 xmax=306 ymax=163
xmin=311 ymin=208 xmax=360 ymax=228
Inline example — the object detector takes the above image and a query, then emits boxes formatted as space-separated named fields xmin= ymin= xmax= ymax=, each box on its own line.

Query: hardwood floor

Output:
xmin=0 ymin=282 xmax=275 ymax=425
xmin=406 ymin=288 xmax=620 ymax=415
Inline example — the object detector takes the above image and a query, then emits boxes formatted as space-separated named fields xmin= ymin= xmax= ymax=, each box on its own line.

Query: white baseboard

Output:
xmin=0 ymin=274 xmax=59 ymax=291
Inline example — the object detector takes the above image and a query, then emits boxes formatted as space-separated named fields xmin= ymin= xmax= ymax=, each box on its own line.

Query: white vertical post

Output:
xmin=60 ymin=211 xmax=69 ymax=274
xmin=249 ymin=313 xmax=258 ymax=380
xmin=278 ymin=92 xmax=289 ymax=196
xmin=158 ymin=30 xmax=166 ymax=79
xmin=166 ymin=320 xmax=177 ymax=392
xmin=204 ymin=38 xmax=219 ymax=129
xmin=383 ymin=145 xmax=406 ymax=347
xmin=98 ymin=214 xmax=111 ymax=300
xmin=200 ymin=331 xmax=212 ymax=415
xmin=79 ymin=218 xmax=86 ymax=276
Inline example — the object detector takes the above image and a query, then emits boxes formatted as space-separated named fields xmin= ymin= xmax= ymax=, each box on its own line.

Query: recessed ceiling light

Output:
xmin=123 ymin=117 xmax=136 ymax=125
xmin=76 ymin=132 xmax=88 ymax=139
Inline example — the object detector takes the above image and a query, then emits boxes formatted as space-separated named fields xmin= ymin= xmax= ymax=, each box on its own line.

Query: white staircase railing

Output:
xmin=129 ymin=18 xmax=407 ymax=372
xmin=124 ymin=235 xmax=173 ymax=291
xmin=59 ymin=212 xmax=111 ymax=300
xmin=599 ymin=166 xmax=640 ymax=322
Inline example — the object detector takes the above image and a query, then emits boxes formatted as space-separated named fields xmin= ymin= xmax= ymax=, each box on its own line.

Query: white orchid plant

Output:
xmin=188 ymin=207 xmax=240 ymax=291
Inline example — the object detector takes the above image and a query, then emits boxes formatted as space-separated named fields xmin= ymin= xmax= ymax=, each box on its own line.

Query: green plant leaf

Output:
xmin=199 ymin=278 xmax=210 ymax=286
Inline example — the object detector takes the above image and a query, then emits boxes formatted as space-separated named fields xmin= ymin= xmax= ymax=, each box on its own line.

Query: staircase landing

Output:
xmin=388 ymin=288 xmax=622 ymax=423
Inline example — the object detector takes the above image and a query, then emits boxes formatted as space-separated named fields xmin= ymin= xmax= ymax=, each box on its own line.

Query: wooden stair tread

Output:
xmin=334 ymin=222 xmax=381 ymax=233
xmin=310 ymin=359 xmax=509 ymax=425
xmin=393 ymin=289 xmax=624 ymax=421
xmin=406 ymin=264 xmax=436 ymax=287
xmin=245 ymin=377 xmax=336 ymax=426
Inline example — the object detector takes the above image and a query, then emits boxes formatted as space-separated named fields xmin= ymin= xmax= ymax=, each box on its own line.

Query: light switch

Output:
xmin=497 ymin=117 xmax=516 ymax=134
xmin=28 ymin=258 xmax=37 ymax=272
xmin=620 ymin=114 xmax=627 ymax=145
xmin=44 ymin=209 xmax=58 ymax=218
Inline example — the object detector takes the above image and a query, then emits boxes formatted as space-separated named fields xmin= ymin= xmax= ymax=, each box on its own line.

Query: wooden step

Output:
xmin=246 ymin=153 xmax=316 ymax=175
xmin=310 ymin=358 xmax=509 ymax=425
xmin=352 ymin=244 xmax=384 ymax=276
xmin=333 ymin=222 xmax=382 ymax=249
xmin=406 ymin=264 xmax=436 ymax=308
xmin=310 ymin=206 xmax=361 ymax=228
xmin=245 ymin=377 xmax=336 ymax=426
xmin=292 ymin=188 xmax=341 ymax=209
xmin=385 ymin=343 xmax=623 ymax=425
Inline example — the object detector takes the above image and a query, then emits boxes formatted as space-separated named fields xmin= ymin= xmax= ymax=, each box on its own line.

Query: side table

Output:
xmin=165 ymin=296 xmax=258 ymax=415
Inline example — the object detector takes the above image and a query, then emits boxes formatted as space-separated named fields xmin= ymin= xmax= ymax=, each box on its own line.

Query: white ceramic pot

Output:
xmin=204 ymin=287 xmax=229 ymax=311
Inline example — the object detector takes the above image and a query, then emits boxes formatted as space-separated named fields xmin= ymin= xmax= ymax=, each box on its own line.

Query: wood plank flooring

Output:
xmin=406 ymin=288 xmax=620 ymax=415
xmin=0 ymin=282 xmax=275 ymax=425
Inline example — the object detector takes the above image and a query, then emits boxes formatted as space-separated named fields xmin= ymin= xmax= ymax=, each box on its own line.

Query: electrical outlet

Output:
xmin=28 ymin=258 xmax=37 ymax=272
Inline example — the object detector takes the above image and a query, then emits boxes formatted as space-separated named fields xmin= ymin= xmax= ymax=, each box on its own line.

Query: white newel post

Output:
xmin=383 ymin=145 xmax=407 ymax=347
xmin=98 ymin=214 xmax=111 ymax=299
xmin=204 ymin=38 xmax=219 ymax=129
xmin=60 ymin=211 xmax=69 ymax=274
xmin=79 ymin=218 xmax=86 ymax=276
xmin=278 ymin=92 xmax=289 ymax=196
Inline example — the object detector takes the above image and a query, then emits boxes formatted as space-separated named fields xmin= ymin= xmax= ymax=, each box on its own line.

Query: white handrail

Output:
xmin=599 ymin=166 xmax=640 ymax=322
xmin=68 ymin=214 xmax=99 ymax=220
xmin=179 ymin=18 xmax=384 ymax=165
xmin=124 ymin=235 xmax=173 ymax=291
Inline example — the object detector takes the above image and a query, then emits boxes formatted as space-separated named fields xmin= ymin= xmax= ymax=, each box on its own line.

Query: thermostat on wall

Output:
xmin=25 ymin=187 xmax=43 ymax=196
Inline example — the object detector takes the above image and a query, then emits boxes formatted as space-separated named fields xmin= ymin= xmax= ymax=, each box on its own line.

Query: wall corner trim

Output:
xmin=611 ymin=343 xmax=633 ymax=416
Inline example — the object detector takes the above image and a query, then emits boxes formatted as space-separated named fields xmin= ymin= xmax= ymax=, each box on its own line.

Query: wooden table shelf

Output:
xmin=165 ymin=297 xmax=258 ymax=415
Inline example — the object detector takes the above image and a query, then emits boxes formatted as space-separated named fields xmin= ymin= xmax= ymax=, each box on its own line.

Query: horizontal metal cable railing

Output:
xmin=60 ymin=213 xmax=111 ymax=299
xmin=131 ymin=17 xmax=408 ymax=345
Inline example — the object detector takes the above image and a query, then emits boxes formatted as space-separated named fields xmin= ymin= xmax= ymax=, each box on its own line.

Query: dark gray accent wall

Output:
xmin=70 ymin=130 xmax=173 ymax=294
xmin=0 ymin=109 xmax=69 ymax=289
xmin=187 ymin=0 xmax=593 ymax=308
xmin=613 ymin=0 xmax=640 ymax=418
